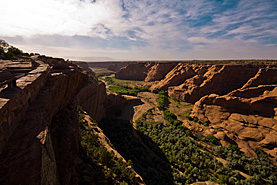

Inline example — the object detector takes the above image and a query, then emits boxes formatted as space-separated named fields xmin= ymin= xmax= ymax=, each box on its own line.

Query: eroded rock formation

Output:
xmin=115 ymin=62 xmax=155 ymax=80
xmin=116 ymin=61 xmax=277 ymax=157
xmin=168 ymin=65 xmax=259 ymax=103
xmin=191 ymin=85 xmax=277 ymax=157
xmin=0 ymin=54 xmax=130 ymax=185
xmin=116 ymin=62 xmax=179 ymax=82
xmin=77 ymin=80 xmax=127 ymax=122
xmin=0 ymin=56 xmax=88 ymax=185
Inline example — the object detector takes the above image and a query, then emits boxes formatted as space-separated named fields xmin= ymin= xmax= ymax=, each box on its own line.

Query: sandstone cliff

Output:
xmin=150 ymin=63 xmax=203 ymax=92
xmin=0 ymin=54 xmax=134 ymax=185
xmin=144 ymin=62 xmax=178 ymax=82
xmin=77 ymin=79 xmax=127 ymax=122
xmin=115 ymin=62 xmax=155 ymax=80
xmin=191 ymin=85 xmax=277 ymax=157
xmin=168 ymin=65 xmax=259 ymax=103
xmin=115 ymin=61 xmax=277 ymax=157
xmin=116 ymin=62 xmax=178 ymax=82
xmin=0 ymin=56 xmax=88 ymax=185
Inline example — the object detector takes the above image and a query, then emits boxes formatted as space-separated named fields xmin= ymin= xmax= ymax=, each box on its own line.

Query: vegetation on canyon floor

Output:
xmin=78 ymin=107 xmax=140 ymax=185
xmin=85 ymin=67 xmax=277 ymax=185
xmin=104 ymin=77 xmax=150 ymax=96
xmin=136 ymin=112 xmax=277 ymax=184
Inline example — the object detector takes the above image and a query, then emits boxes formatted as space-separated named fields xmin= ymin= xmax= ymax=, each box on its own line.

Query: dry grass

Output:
xmin=168 ymin=98 xmax=193 ymax=122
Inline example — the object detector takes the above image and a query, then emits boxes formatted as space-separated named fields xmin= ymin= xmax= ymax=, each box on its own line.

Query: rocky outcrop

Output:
xmin=116 ymin=62 xmax=180 ymax=82
xmin=0 ymin=56 xmax=88 ymax=185
xmin=144 ymin=62 xmax=178 ymax=82
xmin=72 ymin=61 xmax=94 ymax=75
xmin=168 ymin=65 xmax=259 ymax=103
xmin=242 ymin=67 xmax=277 ymax=88
xmin=77 ymin=82 xmax=107 ymax=122
xmin=115 ymin=62 xmax=155 ymax=80
xmin=107 ymin=62 xmax=134 ymax=71
xmin=150 ymin=63 xmax=206 ymax=92
xmin=77 ymin=77 xmax=127 ymax=122
xmin=191 ymin=84 xmax=277 ymax=157
xmin=0 ymin=59 xmax=50 ymax=153
xmin=0 ymin=54 xmax=132 ymax=185
xmin=114 ymin=61 xmax=276 ymax=158
xmin=50 ymin=106 xmax=80 ymax=185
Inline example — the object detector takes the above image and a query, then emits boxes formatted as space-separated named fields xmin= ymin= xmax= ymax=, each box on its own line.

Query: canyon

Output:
xmin=116 ymin=61 xmax=277 ymax=158
xmin=0 ymin=55 xmax=127 ymax=184
xmin=0 ymin=48 xmax=277 ymax=185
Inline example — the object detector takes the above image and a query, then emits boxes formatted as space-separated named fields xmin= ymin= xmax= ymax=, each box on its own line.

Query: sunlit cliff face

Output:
xmin=0 ymin=0 xmax=276 ymax=61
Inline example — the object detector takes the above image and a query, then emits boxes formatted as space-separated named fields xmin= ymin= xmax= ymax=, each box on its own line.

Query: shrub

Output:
xmin=228 ymin=144 xmax=239 ymax=152
xmin=0 ymin=47 xmax=4 ymax=54
xmin=6 ymin=46 xmax=22 ymax=57
xmin=78 ymin=110 xmax=139 ymax=185
xmin=104 ymin=77 xmax=114 ymax=84
xmin=95 ymin=72 xmax=113 ymax=78
xmin=157 ymin=91 xmax=169 ymax=110
xmin=163 ymin=110 xmax=180 ymax=126
xmin=205 ymin=135 xmax=219 ymax=145
xmin=164 ymin=110 xmax=177 ymax=120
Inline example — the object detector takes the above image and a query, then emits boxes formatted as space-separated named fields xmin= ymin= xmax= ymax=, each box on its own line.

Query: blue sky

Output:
xmin=0 ymin=0 xmax=276 ymax=61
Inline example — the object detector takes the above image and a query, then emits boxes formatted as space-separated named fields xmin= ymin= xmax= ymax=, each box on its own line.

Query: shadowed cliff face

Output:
xmin=115 ymin=61 xmax=277 ymax=158
xmin=115 ymin=62 xmax=155 ymax=81
xmin=0 ymin=56 xmax=134 ymax=185
xmin=0 ymin=56 xmax=88 ymax=185
xmin=77 ymin=78 xmax=127 ymax=122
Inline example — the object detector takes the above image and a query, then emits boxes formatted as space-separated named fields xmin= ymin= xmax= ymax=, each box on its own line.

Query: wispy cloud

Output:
xmin=0 ymin=0 xmax=276 ymax=60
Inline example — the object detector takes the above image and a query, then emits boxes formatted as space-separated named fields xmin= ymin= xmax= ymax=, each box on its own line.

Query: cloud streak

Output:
xmin=0 ymin=0 xmax=276 ymax=60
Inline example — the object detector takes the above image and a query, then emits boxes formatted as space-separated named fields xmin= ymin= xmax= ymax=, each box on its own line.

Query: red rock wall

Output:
xmin=144 ymin=62 xmax=178 ymax=82
xmin=115 ymin=62 xmax=154 ymax=80
xmin=77 ymin=80 xmax=127 ymax=122
xmin=77 ymin=82 xmax=107 ymax=122
xmin=0 ymin=60 xmax=50 ymax=154
xmin=168 ymin=65 xmax=259 ymax=103
xmin=0 ymin=57 xmax=88 ymax=185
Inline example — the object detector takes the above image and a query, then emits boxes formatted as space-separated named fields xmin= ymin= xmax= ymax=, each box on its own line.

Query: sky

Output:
xmin=0 ymin=0 xmax=277 ymax=61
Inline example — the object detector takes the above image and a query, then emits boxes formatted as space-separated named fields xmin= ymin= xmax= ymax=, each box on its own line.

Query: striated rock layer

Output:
xmin=168 ymin=65 xmax=259 ymax=103
xmin=115 ymin=62 xmax=154 ymax=80
xmin=116 ymin=61 xmax=277 ymax=157
xmin=0 ymin=56 xmax=88 ymax=185
xmin=115 ymin=62 xmax=178 ymax=82
xmin=0 ymin=55 xmax=129 ymax=185
xmin=191 ymin=85 xmax=277 ymax=157
xmin=77 ymin=80 xmax=127 ymax=122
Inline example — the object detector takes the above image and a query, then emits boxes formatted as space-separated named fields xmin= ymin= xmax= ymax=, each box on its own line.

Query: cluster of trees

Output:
xmin=187 ymin=115 xmax=210 ymax=126
xmin=82 ymin=101 xmax=277 ymax=185
xmin=105 ymin=77 xmax=149 ymax=96
xmin=155 ymin=91 xmax=193 ymax=137
xmin=0 ymin=40 xmax=35 ymax=59
xmin=151 ymin=90 xmax=277 ymax=184
xmin=136 ymin=117 xmax=277 ymax=184
xmin=157 ymin=90 xmax=169 ymax=110
xmin=78 ymin=109 xmax=140 ymax=185
xmin=0 ymin=46 xmax=24 ymax=59
xmin=95 ymin=72 xmax=113 ymax=78
xmin=136 ymin=119 xmax=230 ymax=184
xmin=104 ymin=77 xmax=114 ymax=85
xmin=212 ymin=145 xmax=277 ymax=184
xmin=98 ymin=118 xmax=174 ymax=185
